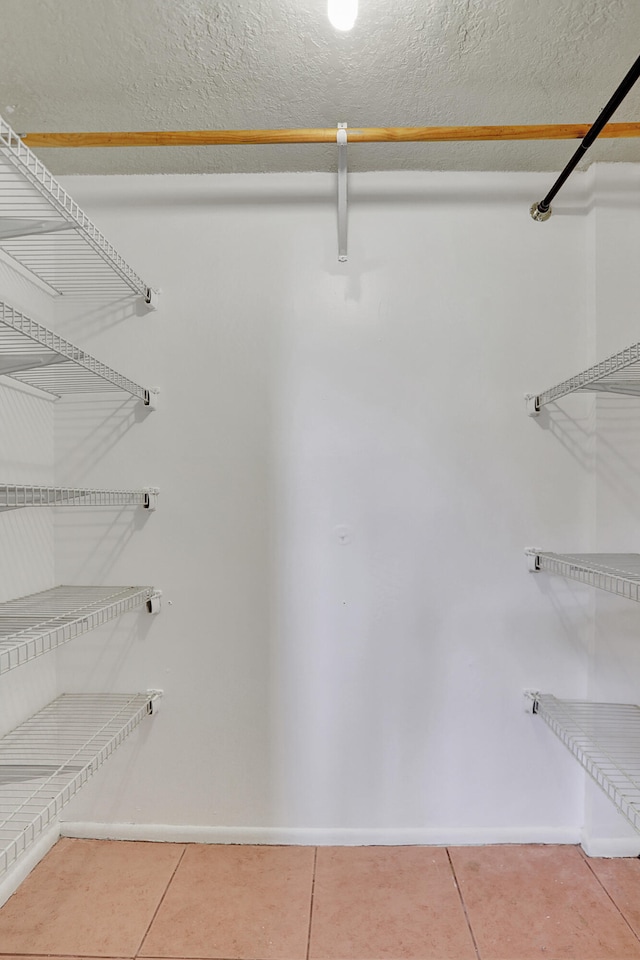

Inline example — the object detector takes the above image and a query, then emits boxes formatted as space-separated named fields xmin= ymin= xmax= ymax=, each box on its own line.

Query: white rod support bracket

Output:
xmin=525 ymin=393 xmax=541 ymax=417
xmin=525 ymin=548 xmax=541 ymax=572
xmin=337 ymin=123 xmax=348 ymax=262
xmin=143 ymin=486 xmax=160 ymax=511
xmin=524 ymin=690 xmax=541 ymax=713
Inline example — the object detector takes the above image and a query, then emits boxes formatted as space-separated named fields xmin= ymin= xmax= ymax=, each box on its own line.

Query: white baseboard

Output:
xmin=0 ymin=824 xmax=60 ymax=909
xmin=581 ymin=835 xmax=640 ymax=858
xmin=60 ymin=821 xmax=582 ymax=847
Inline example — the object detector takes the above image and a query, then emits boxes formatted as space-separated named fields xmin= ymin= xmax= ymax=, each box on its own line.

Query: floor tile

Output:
xmin=0 ymin=837 xmax=185 ymax=958
xmin=308 ymin=846 xmax=477 ymax=960
xmin=450 ymin=844 xmax=640 ymax=960
xmin=139 ymin=843 xmax=314 ymax=959
xmin=586 ymin=855 xmax=640 ymax=939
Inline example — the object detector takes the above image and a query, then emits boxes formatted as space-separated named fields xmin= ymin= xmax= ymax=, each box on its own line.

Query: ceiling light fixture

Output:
xmin=328 ymin=0 xmax=358 ymax=31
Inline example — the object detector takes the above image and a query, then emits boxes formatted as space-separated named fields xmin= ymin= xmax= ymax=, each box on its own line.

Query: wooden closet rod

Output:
xmin=21 ymin=122 xmax=640 ymax=148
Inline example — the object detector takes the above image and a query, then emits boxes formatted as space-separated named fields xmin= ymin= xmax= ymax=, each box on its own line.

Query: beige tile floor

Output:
xmin=1 ymin=839 xmax=640 ymax=959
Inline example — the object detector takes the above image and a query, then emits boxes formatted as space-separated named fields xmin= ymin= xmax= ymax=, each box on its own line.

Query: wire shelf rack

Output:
xmin=0 ymin=300 xmax=155 ymax=404
xmin=0 ymin=114 xmax=154 ymax=302
xmin=530 ymin=694 xmax=640 ymax=834
xmin=526 ymin=551 xmax=640 ymax=603
xmin=0 ymin=692 xmax=160 ymax=877
xmin=0 ymin=484 xmax=158 ymax=510
xmin=0 ymin=585 xmax=160 ymax=677
xmin=527 ymin=341 xmax=640 ymax=416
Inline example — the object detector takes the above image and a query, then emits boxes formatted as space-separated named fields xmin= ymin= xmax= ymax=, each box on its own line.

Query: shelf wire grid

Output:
xmin=0 ymin=484 xmax=153 ymax=509
xmin=527 ymin=551 xmax=640 ymax=603
xmin=0 ymin=300 xmax=149 ymax=401
xmin=0 ymin=585 xmax=156 ymax=676
xmin=0 ymin=693 xmax=158 ymax=877
xmin=533 ymin=695 xmax=640 ymax=834
xmin=531 ymin=341 xmax=640 ymax=410
xmin=0 ymin=115 xmax=151 ymax=299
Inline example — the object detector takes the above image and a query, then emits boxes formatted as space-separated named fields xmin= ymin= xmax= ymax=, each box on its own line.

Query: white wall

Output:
xmin=47 ymin=170 xmax=595 ymax=844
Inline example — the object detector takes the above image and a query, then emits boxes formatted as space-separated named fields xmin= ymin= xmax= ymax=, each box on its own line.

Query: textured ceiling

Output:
xmin=1 ymin=0 xmax=640 ymax=175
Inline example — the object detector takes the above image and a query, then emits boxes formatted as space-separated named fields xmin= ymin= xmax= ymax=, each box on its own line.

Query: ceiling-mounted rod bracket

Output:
xmin=337 ymin=123 xmax=348 ymax=262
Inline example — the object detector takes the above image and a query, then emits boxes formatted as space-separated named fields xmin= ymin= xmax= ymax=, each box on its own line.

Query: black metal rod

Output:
xmin=533 ymin=52 xmax=640 ymax=217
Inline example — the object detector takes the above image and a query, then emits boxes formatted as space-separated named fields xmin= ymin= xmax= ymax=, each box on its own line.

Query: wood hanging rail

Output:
xmin=20 ymin=122 xmax=640 ymax=148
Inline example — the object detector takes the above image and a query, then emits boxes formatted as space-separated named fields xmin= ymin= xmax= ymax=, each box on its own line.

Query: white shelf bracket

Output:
xmin=146 ymin=689 xmax=164 ymax=714
xmin=143 ymin=486 xmax=160 ymax=511
xmin=524 ymin=689 xmax=541 ymax=713
xmin=144 ymin=287 xmax=160 ymax=311
xmin=337 ymin=123 xmax=348 ymax=262
xmin=525 ymin=548 xmax=541 ymax=572
xmin=144 ymin=388 xmax=159 ymax=411
xmin=146 ymin=590 xmax=162 ymax=614
xmin=525 ymin=394 xmax=541 ymax=417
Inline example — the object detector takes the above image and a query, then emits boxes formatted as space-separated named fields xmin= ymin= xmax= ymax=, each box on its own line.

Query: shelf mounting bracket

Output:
xmin=525 ymin=394 xmax=541 ymax=417
xmin=337 ymin=123 xmax=348 ymax=262
xmin=525 ymin=548 xmax=541 ymax=572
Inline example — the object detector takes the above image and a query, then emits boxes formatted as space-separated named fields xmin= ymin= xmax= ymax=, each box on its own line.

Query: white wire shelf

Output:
xmin=0 ymin=300 xmax=156 ymax=404
xmin=527 ymin=341 xmax=640 ymax=416
xmin=0 ymin=114 xmax=155 ymax=303
xmin=530 ymin=694 xmax=640 ymax=834
xmin=0 ymin=692 xmax=161 ymax=878
xmin=0 ymin=585 xmax=160 ymax=677
xmin=0 ymin=484 xmax=158 ymax=511
xmin=526 ymin=550 xmax=640 ymax=603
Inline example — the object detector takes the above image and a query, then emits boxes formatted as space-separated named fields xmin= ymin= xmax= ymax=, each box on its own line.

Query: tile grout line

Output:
xmin=306 ymin=846 xmax=318 ymax=960
xmin=578 ymin=846 xmax=640 ymax=946
xmin=446 ymin=848 xmax=482 ymax=960
xmin=134 ymin=843 xmax=188 ymax=959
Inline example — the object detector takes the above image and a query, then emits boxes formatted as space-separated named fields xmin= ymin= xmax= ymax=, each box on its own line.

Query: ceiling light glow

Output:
xmin=328 ymin=0 xmax=358 ymax=31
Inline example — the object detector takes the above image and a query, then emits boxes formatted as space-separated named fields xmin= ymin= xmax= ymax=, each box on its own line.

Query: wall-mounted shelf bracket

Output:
xmin=525 ymin=394 xmax=541 ymax=417
xmin=143 ymin=487 xmax=159 ymax=511
xmin=146 ymin=590 xmax=162 ymax=614
xmin=525 ymin=548 xmax=541 ymax=572
xmin=144 ymin=287 xmax=159 ymax=310
xmin=144 ymin=388 xmax=159 ymax=410
xmin=524 ymin=689 xmax=541 ymax=713
xmin=337 ymin=123 xmax=348 ymax=262
xmin=147 ymin=689 xmax=163 ymax=713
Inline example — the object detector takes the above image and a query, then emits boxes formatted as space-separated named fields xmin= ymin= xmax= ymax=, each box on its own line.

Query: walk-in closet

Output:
xmin=3 ymin=3 xmax=640 ymax=958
